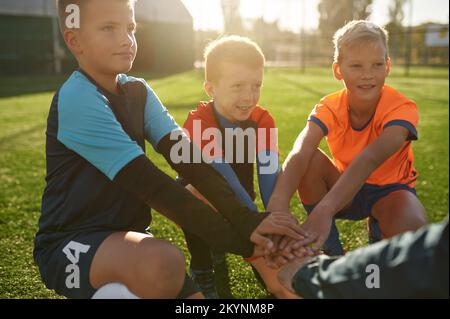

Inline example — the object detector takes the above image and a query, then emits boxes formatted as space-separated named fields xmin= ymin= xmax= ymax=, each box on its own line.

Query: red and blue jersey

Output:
xmin=183 ymin=101 xmax=279 ymax=209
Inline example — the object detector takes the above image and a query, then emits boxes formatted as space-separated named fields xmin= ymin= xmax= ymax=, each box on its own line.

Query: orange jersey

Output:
xmin=309 ymin=85 xmax=419 ymax=187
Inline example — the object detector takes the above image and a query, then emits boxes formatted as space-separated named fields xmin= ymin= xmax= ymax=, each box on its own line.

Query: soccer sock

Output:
xmin=91 ymin=282 xmax=140 ymax=299
xmin=211 ymin=251 xmax=234 ymax=299
xmin=189 ymin=268 xmax=218 ymax=299
xmin=368 ymin=216 xmax=383 ymax=243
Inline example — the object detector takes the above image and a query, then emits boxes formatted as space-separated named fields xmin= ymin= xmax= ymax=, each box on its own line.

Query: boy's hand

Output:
xmin=279 ymin=237 xmax=317 ymax=257
xmin=264 ymin=252 xmax=290 ymax=269
xmin=260 ymin=232 xmax=316 ymax=269
xmin=277 ymin=256 xmax=314 ymax=295
xmin=252 ymin=243 xmax=267 ymax=259
xmin=266 ymin=198 xmax=290 ymax=216
xmin=250 ymin=212 xmax=306 ymax=254
xmin=263 ymin=242 xmax=317 ymax=269
xmin=252 ymin=241 xmax=298 ymax=267
xmin=265 ymin=213 xmax=303 ymax=254
xmin=295 ymin=207 xmax=333 ymax=252
xmin=252 ymin=238 xmax=302 ymax=265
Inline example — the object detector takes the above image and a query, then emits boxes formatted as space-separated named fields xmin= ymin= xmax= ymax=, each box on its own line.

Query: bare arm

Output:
xmin=267 ymin=122 xmax=324 ymax=212
xmin=300 ymin=125 xmax=412 ymax=250
xmin=317 ymin=125 xmax=410 ymax=216
xmin=262 ymin=122 xmax=323 ymax=264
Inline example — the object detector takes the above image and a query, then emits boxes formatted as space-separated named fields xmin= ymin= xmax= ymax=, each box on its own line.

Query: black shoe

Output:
xmin=212 ymin=253 xmax=234 ymax=299
xmin=189 ymin=267 xmax=219 ymax=299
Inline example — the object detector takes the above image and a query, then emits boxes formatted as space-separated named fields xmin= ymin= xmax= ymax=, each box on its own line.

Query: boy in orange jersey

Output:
xmin=267 ymin=20 xmax=427 ymax=257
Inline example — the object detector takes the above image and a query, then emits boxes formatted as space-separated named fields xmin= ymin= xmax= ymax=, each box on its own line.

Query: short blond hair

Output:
xmin=56 ymin=0 xmax=136 ymax=33
xmin=333 ymin=20 xmax=389 ymax=63
xmin=204 ymin=35 xmax=265 ymax=82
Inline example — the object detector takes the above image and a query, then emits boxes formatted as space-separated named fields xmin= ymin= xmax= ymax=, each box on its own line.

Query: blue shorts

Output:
xmin=303 ymin=183 xmax=417 ymax=256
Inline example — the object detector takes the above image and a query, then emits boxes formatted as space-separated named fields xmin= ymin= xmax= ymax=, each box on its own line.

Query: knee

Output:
xmin=299 ymin=149 xmax=329 ymax=189
xmin=265 ymin=281 xmax=294 ymax=299
xmin=307 ymin=149 xmax=330 ymax=177
xmin=409 ymin=209 xmax=428 ymax=230
xmin=134 ymin=239 xmax=186 ymax=298
xmin=379 ymin=208 xmax=428 ymax=238
xmin=305 ymin=148 xmax=321 ymax=171
xmin=272 ymin=270 xmax=300 ymax=299
xmin=391 ymin=193 xmax=427 ymax=232
xmin=260 ymin=270 xmax=297 ymax=299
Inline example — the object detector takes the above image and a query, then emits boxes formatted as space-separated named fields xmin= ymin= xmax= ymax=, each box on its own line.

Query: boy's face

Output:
xmin=66 ymin=0 xmax=137 ymax=76
xmin=205 ymin=62 xmax=264 ymax=123
xmin=333 ymin=40 xmax=390 ymax=107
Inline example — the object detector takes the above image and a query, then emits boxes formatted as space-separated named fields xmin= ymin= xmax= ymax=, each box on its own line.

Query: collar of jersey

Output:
xmin=211 ymin=101 xmax=241 ymax=129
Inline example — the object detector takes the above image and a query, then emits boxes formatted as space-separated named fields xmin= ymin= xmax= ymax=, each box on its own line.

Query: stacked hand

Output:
xmin=251 ymin=208 xmax=333 ymax=269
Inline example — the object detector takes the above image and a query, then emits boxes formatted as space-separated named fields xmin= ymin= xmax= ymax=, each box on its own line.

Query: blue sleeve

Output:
xmin=308 ymin=115 xmax=328 ymax=136
xmin=57 ymin=80 xmax=144 ymax=180
xmin=210 ymin=158 xmax=258 ymax=212
xmin=257 ymin=150 xmax=280 ymax=209
xmin=139 ymin=79 xmax=181 ymax=149
xmin=383 ymin=120 xmax=418 ymax=141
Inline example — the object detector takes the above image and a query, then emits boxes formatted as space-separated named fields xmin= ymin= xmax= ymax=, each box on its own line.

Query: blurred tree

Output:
xmin=249 ymin=18 xmax=286 ymax=60
xmin=318 ymin=0 xmax=373 ymax=40
xmin=221 ymin=0 xmax=243 ymax=34
xmin=388 ymin=0 xmax=406 ymax=25
xmin=385 ymin=0 xmax=407 ymax=60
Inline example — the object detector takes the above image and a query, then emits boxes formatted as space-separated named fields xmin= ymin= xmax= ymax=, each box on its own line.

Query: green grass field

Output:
xmin=0 ymin=67 xmax=448 ymax=298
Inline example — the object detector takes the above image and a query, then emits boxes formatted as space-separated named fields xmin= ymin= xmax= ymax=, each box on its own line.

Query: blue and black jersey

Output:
xmin=38 ymin=70 xmax=175 ymax=236
xmin=35 ymin=70 xmax=268 ymax=259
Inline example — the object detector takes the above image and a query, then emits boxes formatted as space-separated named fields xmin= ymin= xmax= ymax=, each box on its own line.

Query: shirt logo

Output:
xmin=63 ymin=241 xmax=91 ymax=289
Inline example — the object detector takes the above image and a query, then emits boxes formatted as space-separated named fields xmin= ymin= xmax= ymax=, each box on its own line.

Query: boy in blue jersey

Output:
xmin=33 ymin=0 xmax=307 ymax=299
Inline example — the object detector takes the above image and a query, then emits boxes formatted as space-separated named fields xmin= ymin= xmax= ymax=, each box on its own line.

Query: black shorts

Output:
xmin=303 ymin=182 xmax=417 ymax=220
xmin=34 ymin=230 xmax=115 ymax=299
xmin=34 ymin=230 xmax=200 ymax=299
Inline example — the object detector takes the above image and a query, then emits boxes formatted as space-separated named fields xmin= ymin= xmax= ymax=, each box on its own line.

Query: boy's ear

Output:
xmin=332 ymin=62 xmax=343 ymax=80
xmin=64 ymin=29 xmax=83 ymax=55
xmin=204 ymin=81 xmax=215 ymax=98
xmin=385 ymin=57 xmax=391 ymax=76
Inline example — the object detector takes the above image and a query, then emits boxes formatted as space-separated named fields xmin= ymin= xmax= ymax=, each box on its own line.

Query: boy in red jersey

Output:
xmin=180 ymin=36 xmax=299 ymax=299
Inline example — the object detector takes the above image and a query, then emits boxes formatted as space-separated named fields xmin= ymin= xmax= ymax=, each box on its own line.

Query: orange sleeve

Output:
xmin=382 ymin=102 xmax=419 ymax=140
xmin=308 ymin=102 xmax=335 ymax=136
